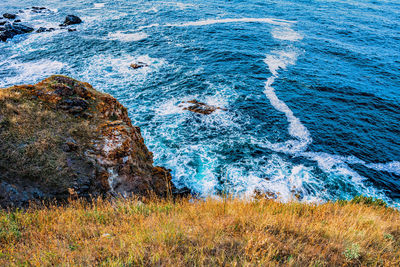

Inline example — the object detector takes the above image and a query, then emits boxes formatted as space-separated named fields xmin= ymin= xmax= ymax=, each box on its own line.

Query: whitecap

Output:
xmin=155 ymin=98 xmax=189 ymax=116
xmin=136 ymin=23 xmax=160 ymax=31
xmin=108 ymin=31 xmax=148 ymax=42
xmin=271 ymin=27 xmax=303 ymax=41
xmin=78 ymin=54 xmax=166 ymax=90
xmin=94 ymin=3 xmax=105 ymax=8
xmin=219 ymin=154 xmax=325 ymax=202
xmin=144 ymin=6 xmax=159 ymax=13
xmin=0 ymin=59 xmax=67 ymax=88
xmin=175 ymin=2 xmax=196 ymax=10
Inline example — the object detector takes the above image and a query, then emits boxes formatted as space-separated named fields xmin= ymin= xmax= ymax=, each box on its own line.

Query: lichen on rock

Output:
xmin=0 ymin=75 xmax=174 ymax=207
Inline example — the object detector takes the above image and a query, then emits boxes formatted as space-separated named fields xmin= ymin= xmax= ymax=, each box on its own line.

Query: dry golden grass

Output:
xmin=0 ymin=197 xmax=399 ymax=266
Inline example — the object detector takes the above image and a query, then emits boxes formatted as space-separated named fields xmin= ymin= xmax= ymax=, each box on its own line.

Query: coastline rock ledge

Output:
xmin=0 ymin=75 xmax=174 ymax=207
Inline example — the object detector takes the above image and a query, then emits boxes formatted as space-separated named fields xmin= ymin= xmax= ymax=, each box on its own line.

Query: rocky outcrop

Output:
xmin=130 ymin=62 xmax=148 ymax=69
xmin=179 ymin=100 xmax=227 ymax=115
xmin=0 ymin=8 xmax=81 ymax=42
xmin=2 ymin=13 xmax=16 ymax=20
xmin=0 ymin=22 xmax=34 ymax=42
xmin=0 ymin=76 xmax=174 ymax=207
xmin=60 ymin=15 xmax=82 ymax=26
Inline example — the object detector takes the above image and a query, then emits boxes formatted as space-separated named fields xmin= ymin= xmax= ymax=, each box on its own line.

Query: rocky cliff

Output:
xmin=0 ymin=75 xmax=174 ymax=207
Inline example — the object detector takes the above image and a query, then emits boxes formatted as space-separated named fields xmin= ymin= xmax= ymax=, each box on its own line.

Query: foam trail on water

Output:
xmin=263 ymin=50 xmax=312 ymax=153
xmin=365 ymin=161 xmax=400 ymax=176
xmin=137 ymin=23 xmax=160 ymax=31
xmin=166 ymin=17 xmax=295 ymax=27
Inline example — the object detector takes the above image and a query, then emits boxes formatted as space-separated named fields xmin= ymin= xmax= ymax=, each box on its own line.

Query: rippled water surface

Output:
xmin=1 ymin=0 xmax=400 ymax=206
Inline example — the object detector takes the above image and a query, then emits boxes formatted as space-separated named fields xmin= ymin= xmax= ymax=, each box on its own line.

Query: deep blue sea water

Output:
xmin=1 ymin=0 xmax=400 ymax=206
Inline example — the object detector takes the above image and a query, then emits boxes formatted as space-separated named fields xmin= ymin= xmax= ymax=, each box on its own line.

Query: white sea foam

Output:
xmin=271 ymin=27 xmax=303 ymax=41
xmin=0 ymin=59 xmax=67 ymax=88
xmin=175 ymin=2 xmax=196 ymax=10
xmin=154 ymin=142 xmax=220 ymax=197
xmin=156 ymin=98 xmax=189 ymax=116
xmin=366 ymin=161 xmax=400 ymax=176
xmin=144 ymin=6 xmax=159 ymax=13
xmin=301 ymin=152 xmax=364 ymax=182
xmin=299 ymin=152 xmax=400 ymax=177
xmin=79 ymin=54 xmax=166 ymax=91
xmin=94 ymin=3 xmax=105 ymax=8
xmin=220 ymin=155 xmax=326 ymax=202
xmin=166 ymin=17 xmax=294 ymax=28
xmin=136 ymin=23 xmax=160 ymax=31
xmin=108 ymin=31 xmax=148 ymax=42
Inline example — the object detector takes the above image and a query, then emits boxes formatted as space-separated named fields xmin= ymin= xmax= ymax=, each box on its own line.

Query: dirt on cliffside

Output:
xmin=0 ymin=75 xmax=174 ymax=207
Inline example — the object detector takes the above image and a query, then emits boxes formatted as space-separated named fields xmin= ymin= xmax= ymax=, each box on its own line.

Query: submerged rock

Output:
xmin=36 ymin=27 xmax=55 ymax=33
xmin=3 ymin=13 xmax=17 ymax=19
xmin=30 ymin=7 xmax=50 ymax=14
xmin=130 ymin=62 xmax=148 ymax=69
xmin=61 ymin=15 xmax=82 ymax=26
xmin=0 ymin=76 xmax=175 ymax=207
xmin=180 ymin=100 xmax=227 ymax=115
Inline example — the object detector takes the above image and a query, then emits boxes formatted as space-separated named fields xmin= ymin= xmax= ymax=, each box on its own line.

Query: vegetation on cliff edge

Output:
xmin=0 ymin=197 xmax=399 ymax=266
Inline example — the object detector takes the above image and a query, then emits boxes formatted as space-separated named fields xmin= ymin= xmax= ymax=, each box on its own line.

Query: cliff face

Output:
xmin=0 ymin=75 xmax=173 ymax=207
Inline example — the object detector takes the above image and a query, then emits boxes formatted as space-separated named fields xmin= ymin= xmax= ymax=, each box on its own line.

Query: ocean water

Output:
xmin=1 ymin=0 xmax=400 ymax=206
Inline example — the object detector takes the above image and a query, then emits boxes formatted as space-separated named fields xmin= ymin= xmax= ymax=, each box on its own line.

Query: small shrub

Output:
xmin=344 ymin=243 xmax=361 ymax=261
xmin=384 ymin=233 xmax=394 ymax=240
xmin=350 ymin=196 xmax=387 ymax=207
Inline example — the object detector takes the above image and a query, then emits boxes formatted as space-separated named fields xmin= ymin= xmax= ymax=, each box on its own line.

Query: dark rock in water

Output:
xmin=0 ymin=21 xmax=7 ymax=26
xmin=0 ymin=30 xmax=11 ymax=42
xmin=68 ymin=28 xmax=77 ymax=32
xmin=11 ymin=23 xmax=34 ymax=34
xmin=3 ymin=13 xmax=17 ymax=19
xmin=130 ymin=62 xmax=148 ymax=69
xmin=14 ymin=19 xmax=21 ymax=23
xmin=180 ymin=100 xmax=227 ymax=115
xmin=32 ymin=6 xmax=47 ymax=10
xmin=0 ymin=23 xmax=16 ymax=41
xmin=31 ymin=7 xmax=49 ymax=13
xmin=0 ymin=22 xmax=34 ymax=41
xmin=61 ymin=15 xmax=82 ymax=26
xmin=36 ymin=27 xmax=55 ymax=33
xmin=0 ymin=75 xmax=175 ymax=207
xmin=36 ymin=27 xmax=47 ymax=33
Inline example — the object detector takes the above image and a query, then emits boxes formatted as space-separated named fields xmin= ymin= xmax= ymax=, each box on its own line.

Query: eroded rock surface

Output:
xmin=180 ymin=100 xmax=227 ymax=115
xmin=0 ymin=75 xmax=174 ymax=207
